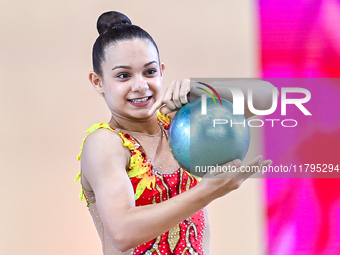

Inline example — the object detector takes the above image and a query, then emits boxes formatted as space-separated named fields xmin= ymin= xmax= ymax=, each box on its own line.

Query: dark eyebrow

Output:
xmin=144 ymin=61 xmax=158 ymax=67
xmin=112 ymin=61 xmax=158 ymax=71
xmin=112 ymin=65 xmax=132 ymax=71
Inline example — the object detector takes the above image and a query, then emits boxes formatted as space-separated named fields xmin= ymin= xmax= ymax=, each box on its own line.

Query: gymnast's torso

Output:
xmin=77 ymin=113 xmax=211 ymax=255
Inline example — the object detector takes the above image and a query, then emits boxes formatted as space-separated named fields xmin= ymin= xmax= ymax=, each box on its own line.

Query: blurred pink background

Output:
xmin=260 ymin=0 xmax=340 ymax=254
xmin=1 ymin=0 xmax=339 ymax=254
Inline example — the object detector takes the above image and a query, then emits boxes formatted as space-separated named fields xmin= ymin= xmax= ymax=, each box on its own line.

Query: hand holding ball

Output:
xmin=169 ymin=98 xmax=250 ymax=177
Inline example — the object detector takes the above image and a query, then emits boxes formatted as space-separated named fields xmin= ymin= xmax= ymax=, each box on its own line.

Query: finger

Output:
xmin=204 ymin=159 xmax=242 ymax=178
xmin=241 ymin=155 xmax=263 ymax=167
xmin=234 ymin=155 xmax=271 ymax=178
xmin=216 ymin=158 xmax=242 ymax=173
xmin=159 ymin=105 xmax=175 ymax=115
xmin=179 ymin=79 xmax=190 ymax=105
xmin=260 ymin=159 xmax=272 ymax=168
xmin=172 ymin=80 xmax=182 ymax=109
xmin=207 ymin=156 xmax=263 ymax=179
xmin=163 ymin=85 xmax=177 ymax=112
xmin=148 ymin=97 xmax=164 ymax=116
xmin=221 ymin=156 xmax=263 ymax=179
xmin=228 ymin=158 xmax=242 ymax=168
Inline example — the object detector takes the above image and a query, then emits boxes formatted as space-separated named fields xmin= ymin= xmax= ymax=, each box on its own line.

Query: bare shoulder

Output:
xmin=81 ymin=128 xmax=131 ymax=192
xmin=82 ymin=128 xmax=130 ymax=164
xmin=83 ymin=128 xmax=125 ymax=151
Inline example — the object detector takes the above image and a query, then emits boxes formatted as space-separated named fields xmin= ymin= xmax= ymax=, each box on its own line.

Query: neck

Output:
xmin=108 ymin=113 xmax=160 ymax=135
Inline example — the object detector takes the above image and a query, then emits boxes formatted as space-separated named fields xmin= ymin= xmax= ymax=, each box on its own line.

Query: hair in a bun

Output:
xmin=97 ymin=11 xmax=132 ymax=35
xmin=92 ymin=11 xmax=159 ymax=77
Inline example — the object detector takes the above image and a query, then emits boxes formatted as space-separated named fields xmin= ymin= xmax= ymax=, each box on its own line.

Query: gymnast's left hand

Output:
xmin=148 ymin=79 xmax=191 ymax=116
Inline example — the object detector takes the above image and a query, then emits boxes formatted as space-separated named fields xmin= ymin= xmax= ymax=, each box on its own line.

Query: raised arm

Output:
xmin=81 ymin=128 xmax=271 ymax=252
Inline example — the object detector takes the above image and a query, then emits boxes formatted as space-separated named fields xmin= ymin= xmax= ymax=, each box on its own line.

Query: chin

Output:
xmin=129 ymin=109 xmax=152 ymax=120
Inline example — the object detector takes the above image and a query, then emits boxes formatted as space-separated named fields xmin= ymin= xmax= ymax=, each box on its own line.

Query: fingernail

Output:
xmin=234 ymin=159 xmax=242 ymax=167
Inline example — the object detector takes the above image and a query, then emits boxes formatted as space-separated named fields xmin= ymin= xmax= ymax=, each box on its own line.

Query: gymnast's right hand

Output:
xmin=148 ymin=79 xmax=191 ymax=116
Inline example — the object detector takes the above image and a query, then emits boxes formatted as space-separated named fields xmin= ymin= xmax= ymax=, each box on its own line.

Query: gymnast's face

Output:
xmin=92 ymin=38 xmax=164 ymax=120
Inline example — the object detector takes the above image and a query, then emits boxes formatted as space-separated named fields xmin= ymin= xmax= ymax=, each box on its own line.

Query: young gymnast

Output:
xmin=76 ymin=11 xmax=273 ymax=255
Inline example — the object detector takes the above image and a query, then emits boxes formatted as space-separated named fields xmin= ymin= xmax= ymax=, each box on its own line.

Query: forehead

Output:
xmin=103 ymin=38 xmax=159 ymax=65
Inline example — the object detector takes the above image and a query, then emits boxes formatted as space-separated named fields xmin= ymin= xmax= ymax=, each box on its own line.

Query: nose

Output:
xmin=131 ymin=76 xmax=149 ymax=92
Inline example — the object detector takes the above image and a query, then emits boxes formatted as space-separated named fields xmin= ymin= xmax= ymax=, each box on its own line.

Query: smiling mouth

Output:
xmin=127 ymin=96 xmax=152 ymax=103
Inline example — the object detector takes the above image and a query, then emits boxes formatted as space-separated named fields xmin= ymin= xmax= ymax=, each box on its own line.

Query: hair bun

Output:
xmin=97 ymin=11 xmax=132 ymax=35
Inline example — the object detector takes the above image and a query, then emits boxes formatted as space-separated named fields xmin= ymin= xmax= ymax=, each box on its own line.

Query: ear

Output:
xmin=160 ymin=62 xmax=165 ymax=77
xmin=89 ymin=72 xmax=104 ymax=96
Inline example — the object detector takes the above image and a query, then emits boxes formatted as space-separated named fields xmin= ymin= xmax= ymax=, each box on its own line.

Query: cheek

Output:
xmin=104 ymin=84 xmax=129 ymax=104
xmin=109 ymin=82 xmax=129 ymax=95
xmin=154 ymin=77 xmax=163 ymax=92
xmin=153 ymin=82 xmax=162 ymax=99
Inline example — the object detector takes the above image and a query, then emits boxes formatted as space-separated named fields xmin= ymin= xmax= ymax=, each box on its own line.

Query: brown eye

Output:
xmin=117 ymin=73 xmax=130 ymax=79
xmin=145 ymin=69 xmax=156 ymax=75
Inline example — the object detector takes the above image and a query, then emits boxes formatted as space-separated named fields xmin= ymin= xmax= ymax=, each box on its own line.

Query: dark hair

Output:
xmin=92 ymin=11 xmax=159 ymax=77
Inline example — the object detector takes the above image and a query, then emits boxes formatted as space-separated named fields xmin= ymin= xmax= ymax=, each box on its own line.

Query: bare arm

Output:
xmin=81 ymin=128 xmax=271 ymax=252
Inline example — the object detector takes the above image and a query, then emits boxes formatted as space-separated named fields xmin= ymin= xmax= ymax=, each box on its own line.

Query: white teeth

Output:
xmin=130 ymin=96 xmax=149 ymax=103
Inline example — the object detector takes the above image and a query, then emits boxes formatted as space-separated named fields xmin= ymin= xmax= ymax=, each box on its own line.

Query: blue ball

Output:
xmin=169 ymin=97 xmax=250 ymax=177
